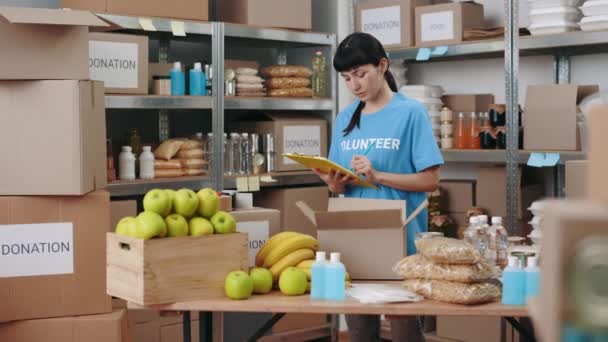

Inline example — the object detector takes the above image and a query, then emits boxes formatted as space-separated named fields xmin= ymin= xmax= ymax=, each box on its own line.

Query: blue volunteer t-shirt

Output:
xmin=328 ymin=92 xmax=444 ymax=255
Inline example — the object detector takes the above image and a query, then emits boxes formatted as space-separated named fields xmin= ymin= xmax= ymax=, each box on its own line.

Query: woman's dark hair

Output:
xmin=333 ymin=32 xmax=397 ymax=136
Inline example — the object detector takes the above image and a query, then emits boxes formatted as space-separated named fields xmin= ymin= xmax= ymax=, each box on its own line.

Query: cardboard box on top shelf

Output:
xmin=356 ymin=0 xmax=432 ymax=50
xmin=436 ymin=316 xmax=519 ymax=342
xmin=253 ymin=186 xmax=329 ymax=237
xmin=565 ymin=160 xmax=589 ymax=199
xmin=0 ymin=80 xmax=107 ymax=195
xmin=524 ymin=84 xmax=599 ymax=151
xmin=148 ymin=63 xmax=173 ymax=93
xmin=588 ymin=105 xmax=608 ymax=204
xmin=0 ymin=190 xmax=111 ymax=322
xmin=217 ymin=0 xmax=311 ymax=30
xmin=89 ymin=33 xmax=149 ymax=95
xmin=441 ymin=94 xmax=495 ymax=114
xmin=298 ymin=198 xmax=406 ymax=280
xmin=0 ymin=309 xmax=130 ymax=342
xmin=61 ymin=0 xmax=208 ymax=21
xmin=538 ymin=200 xmax=608 ymax=342
xmin=415 ymin=2 xmax=485 ymax=48
xmin=230 ymin=207 xmax=281 ymax=267
xmin=476 ymin=166 xmax=544 ymax=220
xmin=439 ymin=180 xmax=475 ymax=213
xmin=110 ymin=200 xmax=138 ymax=231
xmin=232 ymin=113 xmax=328 ymax=172
xmin=0 ymin=7 xmax=107 ymax=80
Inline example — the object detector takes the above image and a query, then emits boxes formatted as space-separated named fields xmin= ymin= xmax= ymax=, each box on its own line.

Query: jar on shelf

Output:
xmin=127 ymin=128 xmax=142 ymax=156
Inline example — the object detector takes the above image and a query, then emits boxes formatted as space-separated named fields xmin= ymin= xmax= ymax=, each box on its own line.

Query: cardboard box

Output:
xmin=89 ymin=33 xmax=149 ymax=95
xmin=233 ymin=113 xmax=328 ymax=172
xmin=476 ymin=166 xmax=544 ymax=220
xmin=133 ymin=319 xmax=160 ymax=342
xmin=160 ymin=320 xmax=199 ymax=342
xmin=424 ymin=333 xmax=463 ymax=342
xmin=0 ymin=80 xmax=107 ymax=195
xmin=0 ymin=190 xmax=112 ymax=322
xmin=0 ymin=309 xmax=130 ymax=342
xmin=148 ymin=63 xmax=173 ymax=93
xmin=415 ymin=2 xmax=484 ymax=48
xmin=61 ymin=0 xmax=208 ymax=21
xmin=253 ymin=187 xmax=329 ymax=237
xmin=298 ymin=198 xmax=406 ymax=280
xmin=439 ymin=180 xmax=475 ymax=213
xmin=441 ymin=94 xmax=495 ymax=114
xmin=436 ymin=316 xmax=519 ymax=342
xmin=230 ymin=208 xmax=281 ymax=267
xmin=588 ymin=105 xmax=608 ymax=204
xmin=217 ymin=0 xmax=311 ymax=30
xmin=111 ymin=200 xmax=138 ymax=231
xmin=0 ymin=7 xmax=107 ymax=80
xmin=107 ymin=232 xmax=248 ymax=305
xmin=524 ymin=84 xmax=598 ymax=151
xmin=272 ymin=314 xmax=327 ymax=334
xmin=565 ymin=160 xmax=589 ymax=199
xmin=356 ymin=0 xmax=432 ymax=49
xmin=220 ymin=195 xmax=233 ymax=212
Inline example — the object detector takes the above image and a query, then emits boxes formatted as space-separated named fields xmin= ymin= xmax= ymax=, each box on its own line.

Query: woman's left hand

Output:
xmin=351 ymin=155 xmax=379 ymax=183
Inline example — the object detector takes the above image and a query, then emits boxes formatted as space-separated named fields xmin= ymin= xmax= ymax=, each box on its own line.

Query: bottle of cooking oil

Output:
xmin=312 ymin=50 xmax=327 ymax=98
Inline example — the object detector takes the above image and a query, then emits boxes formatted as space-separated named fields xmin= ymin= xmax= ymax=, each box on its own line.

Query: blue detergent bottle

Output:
xmin=310 ymin=251 xmax=327 ymax=300
xmin=502 ymin=256 xmax=526 ymax=305
xmin=170 ymin=62 xmax=185 ymax=96
xmin=325 ymin=252 xmax=345 ymax=301
xmin=189 ymin=62 xmax=204 ymax=96
xmin=525 ymin=256 xmax=540 ymax=302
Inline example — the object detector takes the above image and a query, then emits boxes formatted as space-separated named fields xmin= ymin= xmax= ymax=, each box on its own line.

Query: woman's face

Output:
xmin=339 ymin=60 xmax=387 ymax=102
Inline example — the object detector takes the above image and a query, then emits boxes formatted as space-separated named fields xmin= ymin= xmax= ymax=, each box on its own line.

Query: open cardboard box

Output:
xmin=297 ymin=198 xmax=408 ymax=280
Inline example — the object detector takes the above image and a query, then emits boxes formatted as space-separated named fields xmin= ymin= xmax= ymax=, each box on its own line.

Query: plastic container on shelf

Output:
xmin=529 ymin=6 xmax=583 ymax=25
xmin=528 ymin=21 xmax=580 ymax=35
xmin=527 ymin=0 xmax=583 ymax=9
xmin=581 ymin=0 xmax=608 ymax=17
xmin=139 ymin=146 xmax=155 ymax=180
xmin=118 ymin=146 xmax=136 ymax=181
xmin=325 ymin=252 xmax=346 ymax=301
xmin=399 ymin=85 xmax=444 ymax=98
xmin=310 ymin=251 xmax=327 ymax=300
xmin=580 ymin=15 xmax=608 ymax=31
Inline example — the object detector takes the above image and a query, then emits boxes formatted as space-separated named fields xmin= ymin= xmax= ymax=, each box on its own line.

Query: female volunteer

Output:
xmin=312 ymin=32 xmax=444 ymax=342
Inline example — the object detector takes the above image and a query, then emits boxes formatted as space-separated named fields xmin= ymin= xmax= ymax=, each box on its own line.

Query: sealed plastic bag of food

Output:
xmin=403 ymin=279 xmax=501 ymax=305
xmin=415 ymin=237 xmax=481 ymax=265
xmin=268 ymin=87 xmax=313 ymax=98
xmin=265 ymin=77 xmax=310 ymax=89
xmin=181 ymin=139 xmax=203 ymax=150
xmin=393 ymin=254 xmax=494 ymax=283
xmin=154 ymin=139 xmax=185 ymax=160
xmin=261 ymin=65 xmax=312 ymax=78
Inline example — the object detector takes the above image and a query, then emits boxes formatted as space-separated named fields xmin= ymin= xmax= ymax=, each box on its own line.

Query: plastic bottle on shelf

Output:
xmin=477 ymin=215 xmax=491 ymax=261
xmin=525 ymin=256 xmax=540 ymax=302
xmin=455 ymin=112 xmax=468 ymax=149
xmin=502 ymin=256 xmax=526 ymax=305
xmin=468 ymin=112 xmax=481 ymax=149
xmin=463 ymin=216 xmax=480 ymax=251
xmin=118 ymin=146 xmax=136 ymax=181
xmin=170 ymin=62 xmax=185 ymax=96
xmin=310 ymin=251 xmax=327 ymax=300
xmin=240 ymin=133 xmax=252 ymax=175
xmin=139 ymin=146 xmax=155 ymax=180
xmin=189 ymin=62 xmax=204 ymax=96
xmin=325 ymin=252 xmax=346 ymax=301
xmin=312 ymin=50 xmax=327 ymax=98
xmin=489 ymin=216 xmax=509 ymax=269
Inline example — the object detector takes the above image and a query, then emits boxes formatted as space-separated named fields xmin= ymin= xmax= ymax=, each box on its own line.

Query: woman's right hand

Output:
xmin=312 ymin=169 xmax=352 ymax=194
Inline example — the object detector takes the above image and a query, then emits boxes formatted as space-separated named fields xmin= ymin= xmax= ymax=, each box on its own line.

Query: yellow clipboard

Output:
xmin=283 ymin=153 xmax=379 ymax=189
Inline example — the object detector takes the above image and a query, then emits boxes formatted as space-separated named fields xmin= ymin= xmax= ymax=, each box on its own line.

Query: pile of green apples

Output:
xmin=115 ymin=188 xmax=236 ymax=239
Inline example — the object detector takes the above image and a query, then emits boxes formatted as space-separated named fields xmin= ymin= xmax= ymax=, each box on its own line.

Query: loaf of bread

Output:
xmin=262 ymin=65 xmax=312 ymax=78
xmin=154 ymin=139 xmax=184 ymax=160
xmin=176 ymin=149 xmax=205 ymax=159
xmin=183 ymin=168 xmax=206 ymax=176
xmin=180 ymin=158 xmax=207 ymax=169
xmin=268 ymin=87 xmax=313 ymax=98
xmin=181 ymin=139 xmax=203 ymax=150
xmin=236 ymin=75 xmax=264 ymax=84
xmin=236 ymin=83 xmax=264 ymax=90
xmin=154 ymin=159 xmax=182 ymax=170
xmin=154 ymin=169 xmax=185 ymax=178
xmin=265 ymin=77 xmax=310 ymax=89
xmin=236 ymin=67 xmax=258 ymax=76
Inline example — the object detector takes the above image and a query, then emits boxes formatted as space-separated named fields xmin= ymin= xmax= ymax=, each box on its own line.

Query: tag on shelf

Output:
xmin=527 ymin=152 xmax=561 ymax=167
xmin=248 ymin=176 xmax=260 ymax=192
xmin=236 ymin=177 xmax=249 ymax=192
xmin=416 ymin=48 xmax=432 ymax=61
xmin=544 ymin=153 xmax=561 ymax=166
xmin=138 ymin=18 xmax=156 ymax=31
xmin=431 ymin=45 xmax=448 ymax=56
xmin=170 ymin=21 xmax=186 ymax=36
xmin=260 ymin=175 xmax=277 ymax=183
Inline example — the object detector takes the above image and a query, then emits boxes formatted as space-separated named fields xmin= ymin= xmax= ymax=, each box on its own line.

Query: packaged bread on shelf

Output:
xmin=236 ymin=75 xmax=264 ymax=84
xmin=236 ymin=67 xmax=258 ymax=76
xmin=154 ymin=139 xmax=185 ymax=160
xmin=393 ymin=254 xmax=494 ymax=283
xmin=180 ymin=158 xmax=207 ymax=169
xmin=265 ymin=77 xmax=310 ymax=89
xmin=176 ymin=149 xmax=205 ymax=159
xmin=262 ymin=65 xmax=312 ymax=78
xmin=268 ymin=87 xmax=313 ymax=98
xmin=183 ymin=168 xmax=206 ymax=176
xmin=154 ymin=159 xmax=182 ymax=170
xmin=415 ymin=237 xmax=482 ymax=265
xmin=236 ymin=83 xmax=264 ymax=90
xmin=181 ymin=139 xmax=203 ymax=150
xmin=403 ymin=279 xmax=501 ymax=305
xmin=155 ymin=169 xmax=185 ymax=178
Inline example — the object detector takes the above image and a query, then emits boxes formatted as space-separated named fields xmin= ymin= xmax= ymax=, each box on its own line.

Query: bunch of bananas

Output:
xmin=255 ymin=231 xmax=318 ymax=282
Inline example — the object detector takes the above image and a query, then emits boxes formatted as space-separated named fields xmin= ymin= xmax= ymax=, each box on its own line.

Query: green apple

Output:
xmin=115 ymin=216 xmax=136 ymax=237
xmin=224 ymin=270 xmax=254 ymax=300
xmin=278 ymin=267 xmax=307 ymax=296
xmin=163 ymin=189 xmax=176 ymax=212
xmin=135 ymin=211 xmax=167 ymax=240
xmin=197 ymin=188 xmax=220 ymax=218
xmin=165 ymin=214 xmax=189 ymax=237
xmin=210 ymin=211 xmax=237 ymax=234
xmin=143 ymin=189 xmax=172 ymax=217
xmin=173 ymin=189 xmax=199 ymax=218
xmin=189 ymin=217 xmax=214 ymax=236
xmin=250 ymin=268 xmax=273 ymax=294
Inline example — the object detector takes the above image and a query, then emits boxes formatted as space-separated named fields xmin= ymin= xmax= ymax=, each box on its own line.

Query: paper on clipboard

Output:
xmin=282 ymin=153 xmax=379 ymax=189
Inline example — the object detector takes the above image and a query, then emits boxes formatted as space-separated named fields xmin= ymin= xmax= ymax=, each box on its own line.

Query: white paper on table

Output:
xmin=347 ymin=283 xmax=422 ymax=304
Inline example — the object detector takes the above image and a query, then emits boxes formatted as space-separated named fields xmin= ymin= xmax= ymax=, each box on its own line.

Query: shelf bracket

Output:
xmin=212 ymin=22 xmax=225 ymax=191
xmin=158 ymin=35 xmax=171 ymax=141
xmin=554 ymin=53 xmax=571 ymax=85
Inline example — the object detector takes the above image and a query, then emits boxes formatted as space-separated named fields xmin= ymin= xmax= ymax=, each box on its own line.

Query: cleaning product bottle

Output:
xmin=170 ymin=62 xmax=185 ymax=96
xmin=325 ymin=252 xmax=346 ymax=301
xmin=118 ymin=146 xmax=136 ymax=180
xmin=525 ymin=256 xmax=540 ymax=301
xmin=189 ymin=62 xmax=204 ymax=96
xmin=139 ymin=146 xmax=155 ymax=180
xmin=502 ymin=256 xmax=526 ymax=305
xmin=310 ymin=251 xmax=327 ymax=300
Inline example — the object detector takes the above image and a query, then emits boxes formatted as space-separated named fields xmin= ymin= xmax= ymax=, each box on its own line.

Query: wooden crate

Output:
xmin=107 ymin=232 xmax=248 ymax=305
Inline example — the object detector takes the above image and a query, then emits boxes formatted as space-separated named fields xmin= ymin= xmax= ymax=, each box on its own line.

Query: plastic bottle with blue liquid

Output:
xmin=170 ymin=62 xmax=185 ymax=96
xmin=189 ymin=62 xmax=204 ymax=96
xmin=325 ymin=252 xmax=345 ymax=301
xmin=502 ymin=256 xmax=526 ymax=305
xmin=525 ymin=256 xmax=540 ymax=302
xmin=310 ymin=251 xmax=326 ymax=300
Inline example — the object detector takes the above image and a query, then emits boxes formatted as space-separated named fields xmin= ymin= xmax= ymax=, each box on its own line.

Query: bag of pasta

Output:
xmin=393 ymin=254 xmax=494 ymax=283
xmin=403 ymin=279 xmax=501 ymax=305
xmin=415 ymin=237 xmax=481 ymax=265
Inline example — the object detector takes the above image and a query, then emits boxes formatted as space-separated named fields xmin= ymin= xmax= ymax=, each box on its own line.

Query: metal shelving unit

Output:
xmin=224 ymin=97 xmax=333 ymax=111
xmin=441 ymin=150 xmax=586 ymax=164
xmin=107 ymin=176 xmax=213 ymax=196
xmin=105 ymin=95 xmax=213 ymax=109
xmin=223 ymin=171 xmax=323 ymax=189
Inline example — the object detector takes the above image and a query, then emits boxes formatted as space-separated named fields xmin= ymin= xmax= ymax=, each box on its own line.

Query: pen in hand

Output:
xmin=351 ymin=140 xmax=376 ymax=173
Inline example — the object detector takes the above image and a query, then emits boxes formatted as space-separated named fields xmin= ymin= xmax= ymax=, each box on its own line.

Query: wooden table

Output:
xmin=135 ymin=288 xmax=533 ymax=342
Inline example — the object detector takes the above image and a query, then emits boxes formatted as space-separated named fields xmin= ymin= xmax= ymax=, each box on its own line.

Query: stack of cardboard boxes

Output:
xmin=0 ymin=7 xmax=129 ymax=342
